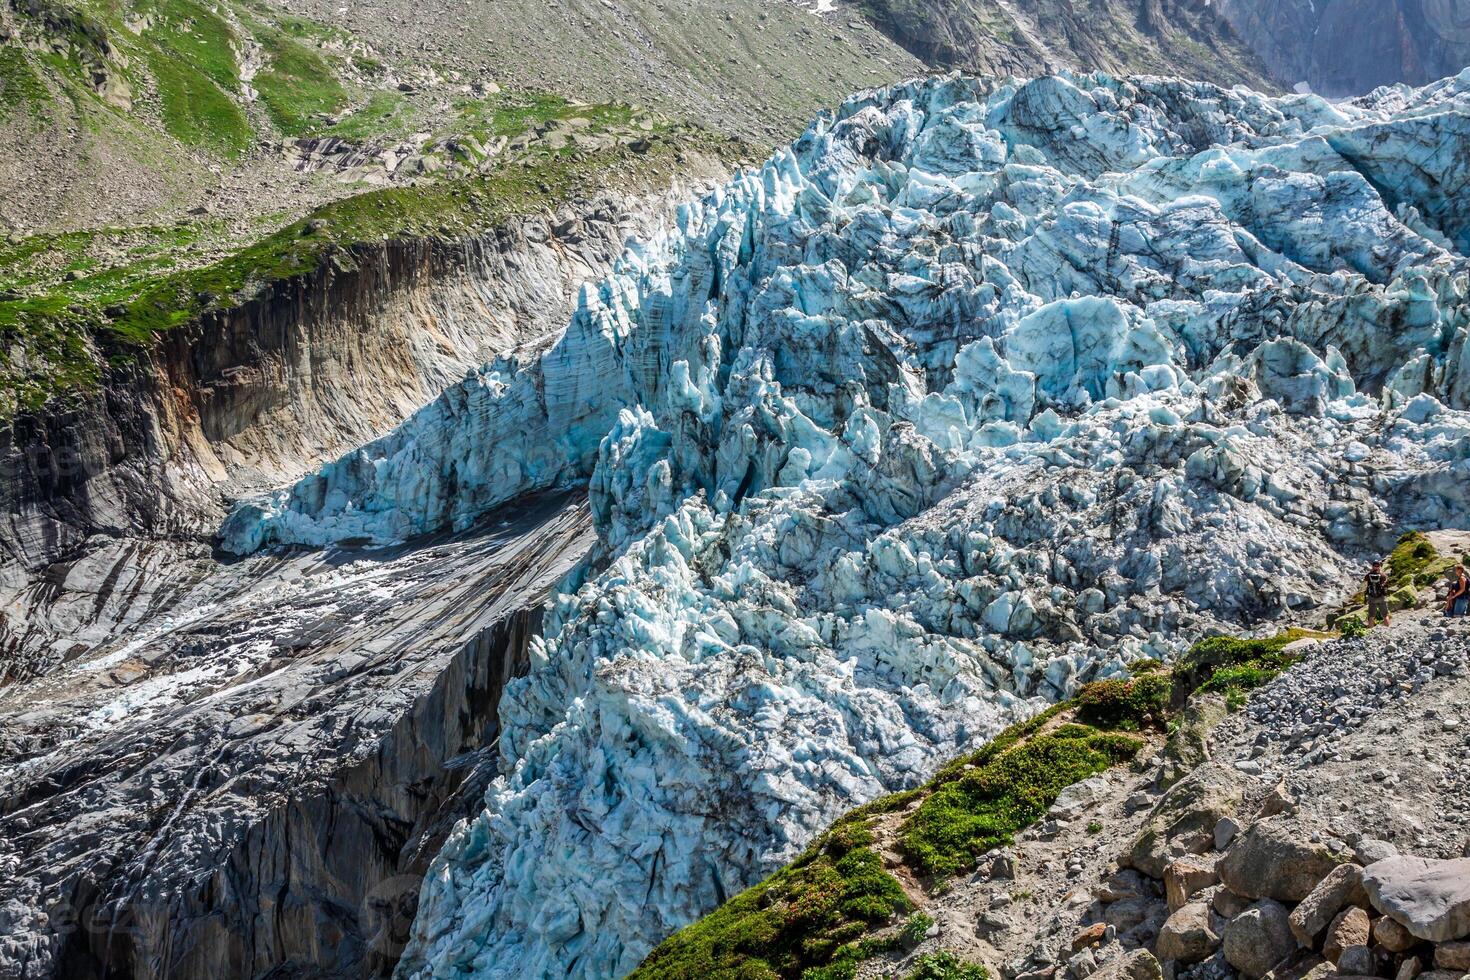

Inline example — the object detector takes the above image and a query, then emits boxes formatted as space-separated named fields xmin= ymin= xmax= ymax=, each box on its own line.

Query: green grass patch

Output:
xmin=322 ymin=90 xmax=411 ymax=140
xmin=632 ymin=819 xmax=910 ymax=980
xmin=0 ymin=46 xmax=51 ymax=120
xmin=903 ymin=952 xmax=989 ymax=980
xmin=252 ymin=25 xmax=346 ymax=135
xmin=897 ymin=724 xmax=1144 ymax=877
xmin=139 ymin=0 xmax=251 ymax=155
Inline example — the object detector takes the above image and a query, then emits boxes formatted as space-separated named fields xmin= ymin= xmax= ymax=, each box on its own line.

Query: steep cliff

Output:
xmin=0 ymin=491 xmax=594 ymax=980
xmin=857 ymin=0 xmax=1274 ymax=90
xmin=0 ymin=148 xmax=726 ymax=681
xmin=1213 ymin=0 xmax=1470 ymax=96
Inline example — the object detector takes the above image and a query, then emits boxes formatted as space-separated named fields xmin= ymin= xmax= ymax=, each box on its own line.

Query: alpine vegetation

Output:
xmin=223 ymin=71 xmax=1470 ymax=979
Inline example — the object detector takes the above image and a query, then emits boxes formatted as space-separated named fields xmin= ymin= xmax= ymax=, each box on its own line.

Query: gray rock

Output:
xmin=1289 ymin=863 xmax=1368 ymax=945
xmin=1130 ymin=764 xmax=1244 ymax=878
xmin=1354 ymin=839 xmax=1401 ymax=866
xmin=1218 ymin=818 xmax=1343 ymax=902
xmin=1363 ymin=856 xmax=1470 ymax=942
xmin=1156 ymin=901 xmax=1222 ymax=964
xmin=1336 ymin=945 xmax=1376 ymax=976
xmin=1216 ymin=818 xmax=1242 ymax=852
xmin=1091 ymin=950 xmax=1164 ymax=980
xmin=1223 ymin=899 xmax=1297 ymax=980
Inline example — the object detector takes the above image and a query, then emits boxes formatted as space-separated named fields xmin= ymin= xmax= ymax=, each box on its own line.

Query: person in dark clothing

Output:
xmin=1446 ymin=563 xmax=1470 ymax=618
xmin=1364 ymin=560 xmax=1391 ymax=627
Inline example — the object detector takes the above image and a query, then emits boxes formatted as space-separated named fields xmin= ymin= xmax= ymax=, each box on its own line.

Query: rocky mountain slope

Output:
xmin=639 ymin=599 xmax=1470 ymax=980
xmin=1213 ymin=0 xmax=1470 ymax=97
xmin=858 ymin=0 xmax=1272 ymax=90
xmin=207 ymin=69 xmax=1470 ymax=979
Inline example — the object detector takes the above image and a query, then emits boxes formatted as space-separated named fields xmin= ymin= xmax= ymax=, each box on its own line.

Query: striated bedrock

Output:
xmin=0 ymin=492 xmax=594 ymax=980
xmin=222 ymin=71 xmax=1470 ymax=978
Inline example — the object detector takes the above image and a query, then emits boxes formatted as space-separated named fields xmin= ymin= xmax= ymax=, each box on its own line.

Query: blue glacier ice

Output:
xmin=221 ymin=71 xmax=1470 ymax=979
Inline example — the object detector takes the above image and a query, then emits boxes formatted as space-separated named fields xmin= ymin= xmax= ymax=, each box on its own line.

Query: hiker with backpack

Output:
xmin=1364 ymin=560 xmax=1392 ymax=627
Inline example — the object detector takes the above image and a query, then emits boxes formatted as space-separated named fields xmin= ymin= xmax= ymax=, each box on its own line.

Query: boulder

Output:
xmin=1224 ymin=899 xmax=1298 ymax=979
xmin=1073 ymin=922 xmax=1108 ymax=952
xmin=1161 ymin=695 xmax=1228 ymax=788
xmin=1323 ymin=907 xmax=1371 ymax=963
xmin=1213 ymin=887 xmax=1250 ymax=919
xmin=1435 ymin=940 xmax=1470 ymax=971
xmin=1129 ymin=763 xmax=1244 ymax=878
xmin=1290 ymin=864 xmax=1369 ymax=945
xmin=1090 ymin=950 xmax=1163 ymax=980
xmin=1395 ymin=956 xmax=1423 ymax=980
xmin=1052 ymin=774 xmax=1113 ymax=821
xmin=1363 ymin=856 xmax=1470 ymax=942
xmin=1165 ymin=855 xmax=1220 ymax=912
xmin=1218 ymin=819 xmax=1343 ymax=902
xmin=1216 ymin=817 xmax=1242 ymax=851
xmin=1336 ymin=945 xmax=1376 ymax=976
xmin=1375 ymin=914 xmax=1418 ymax=953
xmin=1156 ymin=901 xmax=1222 ymax=964
xmin=1354 ymin=839 xmax=1401 ymax=865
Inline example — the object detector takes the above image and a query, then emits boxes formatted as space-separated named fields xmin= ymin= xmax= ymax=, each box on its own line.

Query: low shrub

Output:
xmin=897 ymin=726 xmax=1143 ymax=877
xmin=1075 ymin=673 xmax=1172 ymax=730
xmin=904 ymin=951 xmax=990 ymax=980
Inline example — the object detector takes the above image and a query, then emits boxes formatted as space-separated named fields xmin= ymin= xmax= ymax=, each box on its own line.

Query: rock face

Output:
xmin=1364 ymin=856 xmax=1470 ymax=942
xmin=858 ymin=0 xmax=1273 ymax=91
xmin=0 ymin=183 xmax=706 ymax=683
xmin=1213 ymin=0 xmax=1470 ymax=96
xmin=207 ymin=71 xmax=1470 ymax=979
xmin=0 ymin=492 xmax=594 ymax=980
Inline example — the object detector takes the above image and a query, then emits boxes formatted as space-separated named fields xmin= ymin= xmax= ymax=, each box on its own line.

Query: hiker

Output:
xmin=1364 ymin=560 xmax=1391 ymax=627
xmin=1446 ymin=563 xmax=1470 ymax=618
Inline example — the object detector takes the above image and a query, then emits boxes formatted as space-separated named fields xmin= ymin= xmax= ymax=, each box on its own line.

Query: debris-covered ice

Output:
xmin=229 ymin=70 xmax=1470 ymax=979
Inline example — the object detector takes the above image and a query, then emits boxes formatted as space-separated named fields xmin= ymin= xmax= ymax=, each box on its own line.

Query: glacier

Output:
xmin=221 ymin=71 xmax=1470 ymax=978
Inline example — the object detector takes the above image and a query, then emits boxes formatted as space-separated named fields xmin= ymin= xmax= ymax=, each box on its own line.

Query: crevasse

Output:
xmin=224 ymin=71 xmax=1470 ymax=978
